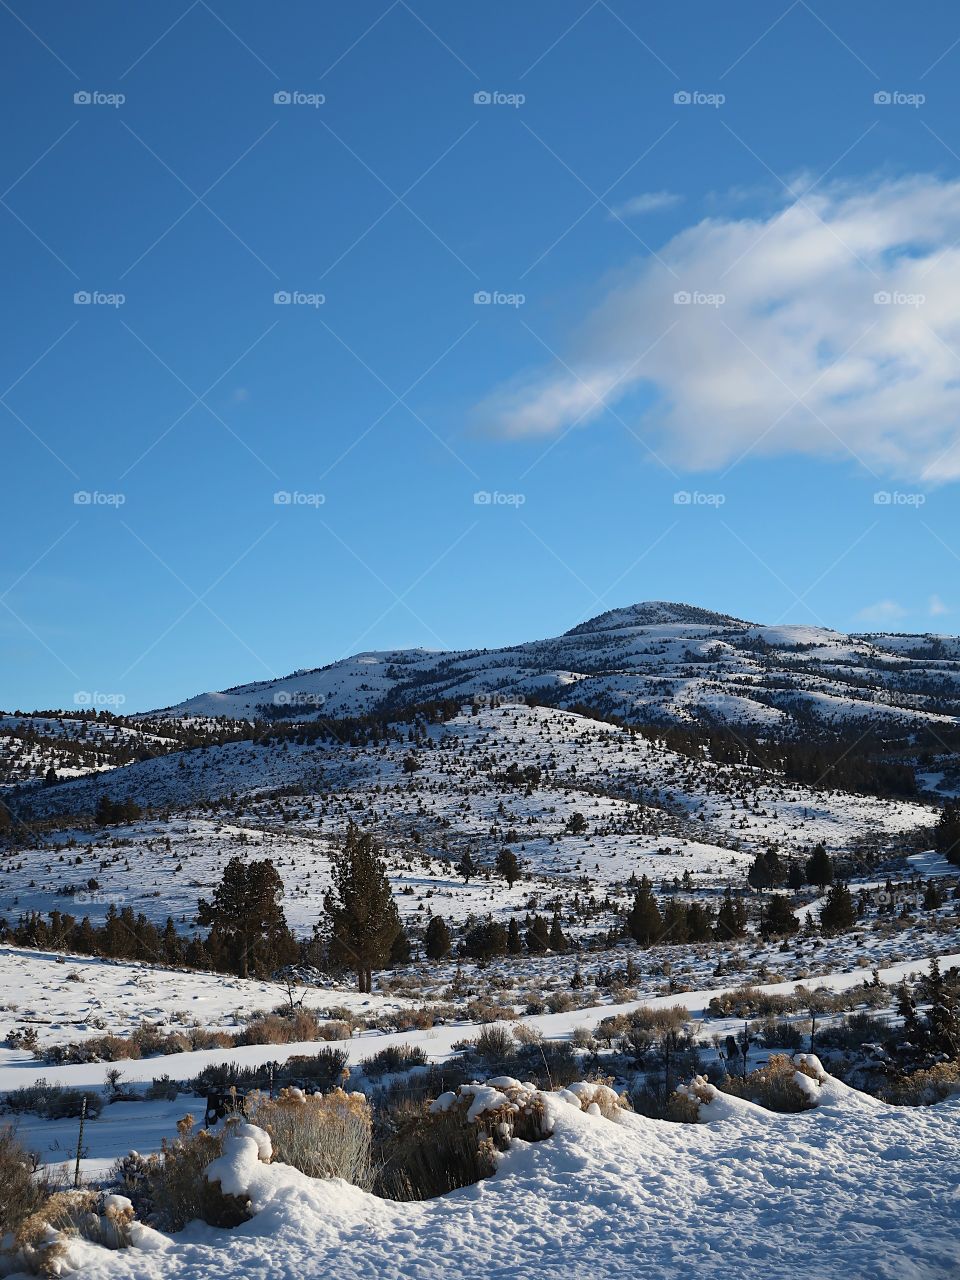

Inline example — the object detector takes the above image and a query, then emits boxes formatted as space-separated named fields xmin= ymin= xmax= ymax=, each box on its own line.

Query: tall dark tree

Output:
xmin=566 ymin=812 xmax=588 ymax=836
xmin=424 ymin=914 xmax=452 ymax=961
xmin=507 ymin=917 xmax=522 ymax=955
xmin=456 ymin=851 xmax=478 ymax=883
xmin=323 ymin=826 xmax=402 ymax=992
xmin=805 ymin=844 xmax=834 ymax=891
xmin=198 ymin=856 xmax=294 ymax=978
xmin=715 ymin=888 xmax=747 ymax=940
xmin=626 ymin=876 xmax=663 ymax=946
xmin=526 ymin=914 xmax=550 ymax=954
xmin=495 ymin=849 xmax=522 ymax=888
xmin=935 ymin=802 xmax=960 ymax=866
xmin=819 ymin=883 xmax=856 ymax=936
xmin=761 ymin=894 xmax=799 ymax=938
xmin=747 ymin=849 xmax=784 ymax=891
xmin=548 ymin=909 xmax=567 ymax=952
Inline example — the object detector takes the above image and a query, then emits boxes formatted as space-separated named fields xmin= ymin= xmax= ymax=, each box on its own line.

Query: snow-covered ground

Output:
xmin=34 ymin=1073 xmax=960 ymax=1280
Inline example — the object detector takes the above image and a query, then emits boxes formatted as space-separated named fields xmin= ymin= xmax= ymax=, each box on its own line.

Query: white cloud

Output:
xmin=481 ymin=174 xmax=960 ymax=482
xmin=856 ymin=599 xmax=907 ymax=624
xmin=929 ymin=593 xmax=950 ymax=616
xmin=609 ymin=190 xmax=683 ymax=219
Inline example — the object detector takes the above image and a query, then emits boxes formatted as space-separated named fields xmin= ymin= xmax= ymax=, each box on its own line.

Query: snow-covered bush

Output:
xmin=112 ymin=1115 xmax=251 ymax=1231
xmin=249 ymin=1088 xmax=373 ymax=1189
xmin=2 ymin=1189 xmax=149 ymax=1275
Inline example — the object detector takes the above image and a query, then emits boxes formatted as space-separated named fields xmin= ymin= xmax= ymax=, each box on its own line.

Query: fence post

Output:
xmin=269 ymin=1060 xmax=275 ymax=1100
xmin=74 ymin=1095 xmax=87 ymax=1189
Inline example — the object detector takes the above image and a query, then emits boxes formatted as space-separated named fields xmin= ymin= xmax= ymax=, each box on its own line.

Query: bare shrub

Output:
xmin=721 ymin=1054 xmax=818 ymax=1113
xmin=112 ymin=1116 xmax=249 ymax=1231
xmin=250 ymin=1088 xmax=373 ymax=1188
xmin=881 ymin=1061 xmax=960 ymax=1106
xmin=0 ymin=1127 xmax=58 ymax=1238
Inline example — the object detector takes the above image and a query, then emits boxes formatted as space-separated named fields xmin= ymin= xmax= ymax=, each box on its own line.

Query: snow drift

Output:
xmin=29 ymin=1067 xmax=960 ymax=1280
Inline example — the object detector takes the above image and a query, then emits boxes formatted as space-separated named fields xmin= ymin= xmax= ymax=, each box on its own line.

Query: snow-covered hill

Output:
xmin=149 ymin=601 xmax=960 ymax=733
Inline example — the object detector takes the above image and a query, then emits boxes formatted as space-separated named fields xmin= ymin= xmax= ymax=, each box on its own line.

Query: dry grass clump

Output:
xmin=249 ymin=1088 xmax=373 ymax=1189
xmin=721 ymin=1054 xmax=820 ymax=1113
xmin=881 ymin=1060 xmax=960 ymax=1106
xmin=10 ymin=1190 xmax=137 ymax=1274
xmin=0 ymin=1126 xmax=62 ymax=1239
xmin=236 ymin=1008 xmax=327 ymax=1046
xmin=595 ymin=1004 xmax=690 ymax=1046
xmin=112 ymin=1115 xmax=250 ymax=1231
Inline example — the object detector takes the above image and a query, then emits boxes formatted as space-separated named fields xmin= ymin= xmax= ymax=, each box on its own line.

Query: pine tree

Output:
xmin=819 ymin=883 xmax=856 ymax=936
xmin=787 ymin=862 xmax=804 ymax=892
xmin=424 ymin=914 xmax=452 ymax=961
xmin=626 ymin=876 xmax=663 ymax=946
xmin=805 ymin=844 xmax=834 ymax=890
xmin=198 ymin=856 xmax=293 ymax=978
xmin=507 ymin=917 xmax=522 ymax=955
xmin=323 ymin=825 xmax=401 ymax=992
xmin=935 ymin=802 xmax=960 ymax=866
xmin=456 ymin=851 xmax=478 ymax=883
xmin=548 ymin=910 xmax=567 ymax=952
xmin=495 ymin=849 xmax=522 ymax=888
xmin=526 ymin=914 xmax=550 ymax=953
xmin=685 ymin=901 xmax=714 ymax=943
xmin=761 ymin=894 xmax=799 ymax=938
xmin=566 ymin=812 xmax=588 ymax=835
xmin=715 ymin=888 xmax=747 ymax=940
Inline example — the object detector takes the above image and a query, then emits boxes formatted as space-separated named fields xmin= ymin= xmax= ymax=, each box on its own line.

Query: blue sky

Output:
xmin=5 ymin=0 xmax=960 ymax=712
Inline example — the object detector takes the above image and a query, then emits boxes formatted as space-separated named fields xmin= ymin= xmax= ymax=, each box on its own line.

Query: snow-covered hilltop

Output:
xmin=151 ymin=600 xmax=960 ymax=732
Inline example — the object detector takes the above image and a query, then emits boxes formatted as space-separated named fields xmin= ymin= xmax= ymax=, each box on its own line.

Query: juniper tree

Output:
xmin=761 ymin=893 xmax=799 ymax=938
xmin=198 ymin=856 xmax=294 ymax=979
xmin=424 ymin=914 xmax=451 ymax=961
xmin=715 ymin=888 xmax=747 ymax=940
xmin=805 ymin=843 xmax=834 ymax=891
xmin=323 ymin=825 xmax=402 ymax=993
xmin=457 ymin=851 xmax=478 ymax=883
xmin=548 ymin=909 xmax=567 ymax=952
xmin=626 ymin=876 xmax=663 ymax=947
xmin=496 ymin=848 xmax=522 ymax=888
xmin=819 ymin=882 xmax=856 ymax=936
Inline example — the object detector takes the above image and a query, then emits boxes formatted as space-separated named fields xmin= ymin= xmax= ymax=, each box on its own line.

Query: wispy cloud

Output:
xmin=856 ymin=599 xmax=907 ymax=624
xmin=929 ymin=593 xmax=950 ymax=616
xmin=481 ymin=173 xmax=960 ymax=483
xmin=608 ymin=190 xmax=683 ymax=219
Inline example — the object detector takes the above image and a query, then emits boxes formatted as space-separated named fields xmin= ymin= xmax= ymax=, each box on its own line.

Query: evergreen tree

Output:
xmin=463 ymin=918 xmax=508 ymax=960
xmin=526 ymin=914 xmax=550 ymax=953
xmin=935 ymin=802 xmax=960 ymax=866
xmin=819 ymin=883 xmax=856 ymax=936
xmin=507 ymin=917 xmax=522 ymax=955
xmin=198 ymin=856 xmax=294 ymax=979
xmin=626 ymin=876 xmax=663 ymax=946
xmin=662 ymin=899 xmax=688 ymax=945
xmin=685 ymin=901 xmax=714 ymax=943
xmin=566 ymin=812 xmax=588 ymax=835
xmin=747 ymin=849 xmax=784 ymax=891
xmin=787 ymin=862 xmax=804 ymax=892
xmin=715 ymin=888 xmax=747 ymax=940
xmin=761 ymin=894 xmax=799 ymax=938
xmin=548 ymin=909 xmax=567 ymax=952
xmin=456 ymin=851 xmax=478 ymax=883
xmin=424 ymin=914 xmax=451 ymax=961
xmin=495 ymin=849 xmax=522 ymax=888
xmin=322 ymin=826 xmax=401 ymax=992
xmin=805 ymin=844 xmax=834 ymax=891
